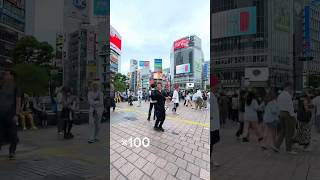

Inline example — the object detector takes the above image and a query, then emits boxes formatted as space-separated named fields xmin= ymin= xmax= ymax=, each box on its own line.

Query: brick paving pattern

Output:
xmin=110 ymin=101 xmax=210 ymax=180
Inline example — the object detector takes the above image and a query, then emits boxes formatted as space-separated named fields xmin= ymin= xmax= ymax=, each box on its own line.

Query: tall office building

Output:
xmin=0 ymin=0 xmax=25 ymax=64
xmin=211 ymin=0 xmax=294 ymax=90
xmin=170 ymin=35 xmax=204 ymax=89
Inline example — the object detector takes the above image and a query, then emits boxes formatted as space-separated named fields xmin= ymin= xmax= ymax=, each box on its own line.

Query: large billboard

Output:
xmin=130 ymin=59 xmax=138 ymax=72
xmin=176 ymin=64 xmax=191 ymax=74
xmin=139 ymin=61 xmax=150 ymax=75
xmin=110 ymin=26 xmax=121 ymax=54
xmin=274 ymin=0 xmax=290 ymax=32
xmin=212 ymin=6 xmax=257 ymax=39
xmin=154 ymin=59 xmax=162 ymax=72
xmin=94 ymin=0 xmax=109 ymax=16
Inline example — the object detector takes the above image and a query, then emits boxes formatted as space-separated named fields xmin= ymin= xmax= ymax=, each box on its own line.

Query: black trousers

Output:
xmin=231 ymin=109 xmax=239 ymax=122
xmin=236 ymin=121 xmax=244 ymax=137
xmin=210 ymin=130 xmax=220 ymax=157
xmin=62 ymin=108 xmax=73 ymax=135
xmin=148 ymin=103 xmax=156 ymax=120
xmin=0 ymin=113 xmax=19 ymax=154
xmin=154 ymin=110 xmax=165 ymax=128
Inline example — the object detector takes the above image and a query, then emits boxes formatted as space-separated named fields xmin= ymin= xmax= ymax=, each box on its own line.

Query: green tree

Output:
xmin=11 ymin=36 xmax=54 ymax=65
xmin=114 ymin=73 xmax=127 ymax=92
xmin=14 ymin=63 xmax=49 ymax=96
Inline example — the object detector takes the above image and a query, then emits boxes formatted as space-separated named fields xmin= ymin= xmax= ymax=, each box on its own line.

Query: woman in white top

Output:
xmin=261 ymin=90 xmax=279 ymax=149
xmin=242 ymin=91 xmax=263 ymax=142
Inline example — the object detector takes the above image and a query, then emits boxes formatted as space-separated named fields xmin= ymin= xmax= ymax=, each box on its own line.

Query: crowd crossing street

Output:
xmin=110 ymin=100 xmax=210 ymax=180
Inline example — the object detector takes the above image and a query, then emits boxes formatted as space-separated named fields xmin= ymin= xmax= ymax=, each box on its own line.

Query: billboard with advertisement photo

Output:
xmin=154 ymin=59 xmax=162 ymax=72
xmin=130 ymin=59 xmax=138 ymax=72
xmin=212 ymin=6 xmax=257 ymax=39
xmin=176 ymin=64 xmax=191 ymax=74
xmin=65 ymin=0 xmax=88 ymax=20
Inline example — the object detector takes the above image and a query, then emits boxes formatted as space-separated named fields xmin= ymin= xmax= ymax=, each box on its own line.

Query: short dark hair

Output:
xmin=157 ymin=82 xmax=162 ymax=85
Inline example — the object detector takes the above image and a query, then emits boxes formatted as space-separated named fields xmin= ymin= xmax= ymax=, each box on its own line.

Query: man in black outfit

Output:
xmin=0 ymin=67 xmax=21 ymax=160
xmin=151 ymin=82 xmax=169 ymax=132
xmin=147 ymin=84 xmax=156 ymax=121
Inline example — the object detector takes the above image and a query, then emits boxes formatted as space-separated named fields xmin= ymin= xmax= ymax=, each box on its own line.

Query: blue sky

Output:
xmin=110 ymin=0 xmax=210 ymax=75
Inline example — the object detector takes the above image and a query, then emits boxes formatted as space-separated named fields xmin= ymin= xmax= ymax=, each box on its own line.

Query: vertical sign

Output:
xmin=87 ymin=30 xmax=96 ymax=63
xmin=154 ymin=59 xmax=162 ymax=72
xmin=304 ymin=6 xmax=311 ymax=55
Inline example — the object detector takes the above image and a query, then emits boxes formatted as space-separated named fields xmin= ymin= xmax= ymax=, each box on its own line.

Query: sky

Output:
xmin=110 ymin=0 xmax=210 ymax=75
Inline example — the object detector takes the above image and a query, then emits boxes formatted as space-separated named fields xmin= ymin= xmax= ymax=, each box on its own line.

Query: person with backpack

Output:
xmin=293 ymin=93 xmax=313 ymax=151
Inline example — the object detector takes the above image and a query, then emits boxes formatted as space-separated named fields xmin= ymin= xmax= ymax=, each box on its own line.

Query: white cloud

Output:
xmin=110 ymin=0 xmax=210 ymax=74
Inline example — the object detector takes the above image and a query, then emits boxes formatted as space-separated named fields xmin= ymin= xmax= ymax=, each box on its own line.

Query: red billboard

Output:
xmin=110 ymin=33 xmax=121 ymax=50
xmin=174 ymin=38 xmax=190 ymax=51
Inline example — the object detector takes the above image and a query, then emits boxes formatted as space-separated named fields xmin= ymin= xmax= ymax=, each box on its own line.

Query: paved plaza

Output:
xmin=110 ymin=101 xmax=211 ymax=180
xmin=212 ymin=121 xmax=320 ymax=180
xmin=0 ymin=123 xmax=107 ymax=180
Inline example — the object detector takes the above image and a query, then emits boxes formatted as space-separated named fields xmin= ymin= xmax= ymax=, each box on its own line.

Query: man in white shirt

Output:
xmin=88 ymin=82 xmax=104 ymax=143
xmin=312 ymin=90 xmax=320 ymax=132
xmin=274 ymin=82 xmax=297 ymax=154
xmin=172 ymin=85 xmax=180 ymax=114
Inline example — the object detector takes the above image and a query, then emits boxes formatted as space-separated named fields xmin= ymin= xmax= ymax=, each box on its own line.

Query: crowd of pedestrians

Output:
xmin=211 ymin=79 xmax=320 ymax=166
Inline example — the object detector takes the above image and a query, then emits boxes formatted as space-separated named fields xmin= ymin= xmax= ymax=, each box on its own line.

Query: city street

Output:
xmin=212 ymin=122 xmax=320 ymax=180
xmin=0 ymin=123 xmax=107 ymax=180
xmin=110 ymin=101 xmax=210 ymax=180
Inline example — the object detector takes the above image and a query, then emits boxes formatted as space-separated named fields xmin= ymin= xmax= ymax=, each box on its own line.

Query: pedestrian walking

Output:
xmin=137 ymin=89 xmax=142 ymax=107
xmin=88 ymin=82 xmax=104 ymax=143
xmin=147 ymin=84 xmax=156 ymax=121
xmin=235 ymin=90 xmax=246 ymax=139
xmin=261 ymin=90 xmax=280 ymax=150
xmin=203 ymin=90 xmax=208 ymax=109
xmin=210 ymin=75 xmax=220 ymax=167
xmin=231 ymin=93 xmax=239 ymax=122
xmin=61 ymin=87 xmax=75 ymax=139
xmin=110 ymin=88 xmax=116 ymax=112
xmin=56 ymin=87 xmax=64 ymax=134
xmin=0 ymin=68 xmax=21 ymax=159
xmin=242 ymin=91 xmax=263 ymax=143
xmin=19 ymin=93 xmax=37 ymax=130
xmin=273 ymin=82 xmax=298 ymax=155
xmin=293 ymin=93 xmax=313 ymax=151
xmin=172 ymin=85 xmax=179 ymax=114
xmin=185 ymin=91 xmax=192 ymax=107
xmin=219 ymin=92 xmax=228 ymax=127
xmin=151 ymin=82 xmax=169 ymax=132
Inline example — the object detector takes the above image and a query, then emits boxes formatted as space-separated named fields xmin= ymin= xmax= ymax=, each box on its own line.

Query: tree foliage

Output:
xmin=13 ymin=63 xmax=49 ymax=96
xmin=114 ymin=73 xmax=127 ymax=92
xmin=11 ymin=36 xmax=54 ymax=65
